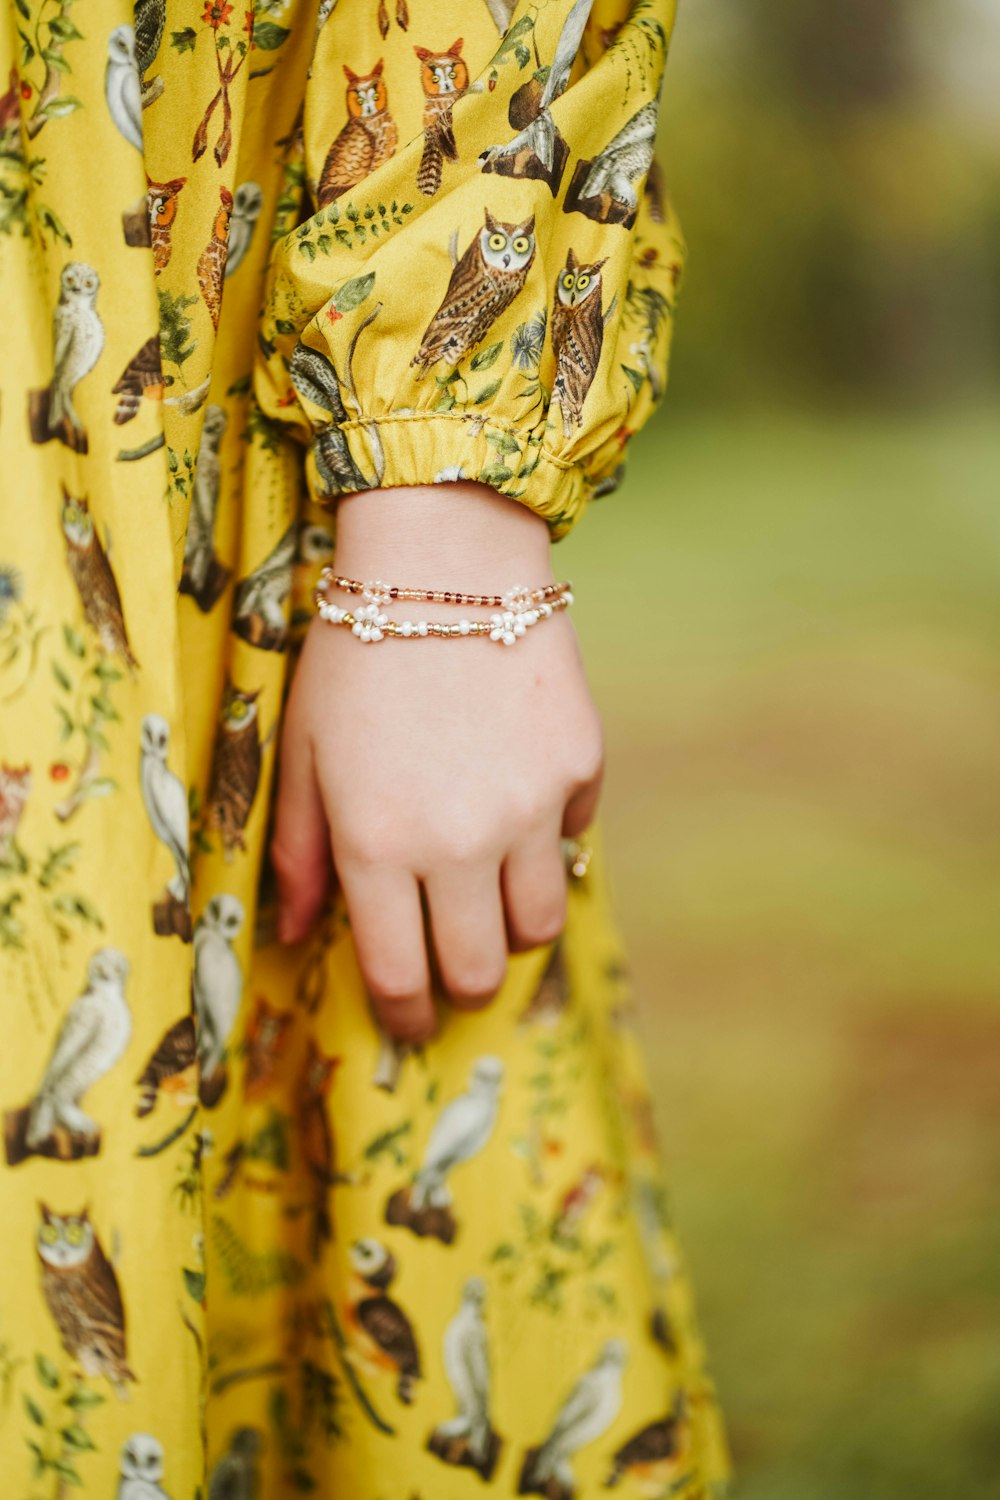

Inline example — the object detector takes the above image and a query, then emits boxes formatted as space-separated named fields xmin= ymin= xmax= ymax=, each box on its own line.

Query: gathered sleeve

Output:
xmin=254 ymin=0 xmax=685 ymax=539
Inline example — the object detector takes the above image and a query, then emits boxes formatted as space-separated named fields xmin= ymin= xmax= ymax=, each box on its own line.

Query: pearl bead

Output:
xmin=459 ymin=619 xmax=470 ymax=635
xmin=401 ymin=620 xmax=412 ymax=637
xmin=417 ymin=621 xmax=428 ymax=636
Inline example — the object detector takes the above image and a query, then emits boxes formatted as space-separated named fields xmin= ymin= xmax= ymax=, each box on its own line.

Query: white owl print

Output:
xmin=25 ymin=947 xmax=132 ymax=1150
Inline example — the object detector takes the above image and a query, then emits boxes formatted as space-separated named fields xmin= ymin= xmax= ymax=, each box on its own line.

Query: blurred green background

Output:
xmin=564 ymin=3 xmax=1000 ymax=1496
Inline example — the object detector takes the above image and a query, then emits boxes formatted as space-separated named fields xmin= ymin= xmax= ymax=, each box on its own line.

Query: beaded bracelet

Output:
xmin=313 ymin=567 xmax=574 ymax=646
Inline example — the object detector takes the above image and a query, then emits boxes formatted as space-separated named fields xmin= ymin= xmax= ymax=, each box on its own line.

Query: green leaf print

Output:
xmin=471 ymin=340 xmax=503 ymax=371
xmin=158 ymin=289 xmax=199 ymax=371
xmin=20 ymin=1359 xmax=103 ymax=1490
xmin=333 ymin=272 xmax=375 ymax=313
xmin=252 ymin=19 xmax=290 ymax=50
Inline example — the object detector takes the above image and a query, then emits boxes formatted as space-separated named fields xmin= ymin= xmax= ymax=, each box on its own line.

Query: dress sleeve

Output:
xmin=254 ymin=0 xmax=685 ymax=539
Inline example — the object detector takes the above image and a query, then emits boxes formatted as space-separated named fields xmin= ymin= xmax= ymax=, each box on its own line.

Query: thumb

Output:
xmin=271 ymin=722 xmax=332 ymax=945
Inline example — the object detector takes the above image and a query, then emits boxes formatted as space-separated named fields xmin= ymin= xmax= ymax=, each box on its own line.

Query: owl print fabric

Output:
xmin=0 ymin=1 xmax=728 ymax=1496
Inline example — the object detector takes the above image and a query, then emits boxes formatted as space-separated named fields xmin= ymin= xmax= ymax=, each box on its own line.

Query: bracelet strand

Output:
xmin=313 ymin=568 xmax=575 ymax=646
xmin=321 ymin=570 xmax=572 ymax=611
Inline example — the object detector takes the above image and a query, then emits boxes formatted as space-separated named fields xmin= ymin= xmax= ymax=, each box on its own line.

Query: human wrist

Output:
xmin=332 ymin=482 xmax=554 ymax=593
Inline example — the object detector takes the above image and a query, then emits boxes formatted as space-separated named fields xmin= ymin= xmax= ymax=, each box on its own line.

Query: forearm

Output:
xmin=333 ymin=482 xmax=555 ymax=590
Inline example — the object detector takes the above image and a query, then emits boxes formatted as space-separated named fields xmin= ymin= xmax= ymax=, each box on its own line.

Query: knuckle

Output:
xmin=445 ymin=959 xmax=507 ymax=1008
xmin=512 ymin=896 xmax=567 ymax=951
xmin=365 ymin=970 xmax=424 ymax=1009
xmin=565 ymin=716 xmax=605 ymax=788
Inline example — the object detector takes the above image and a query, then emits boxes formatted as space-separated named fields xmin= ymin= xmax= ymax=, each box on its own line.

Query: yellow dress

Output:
xmin=0 ymin=0 xmax=730 ymax=1493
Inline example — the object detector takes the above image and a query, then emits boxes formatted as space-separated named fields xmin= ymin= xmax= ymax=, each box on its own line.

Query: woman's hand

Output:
xmin=271 ymin=482 xmax=603 ymax=1043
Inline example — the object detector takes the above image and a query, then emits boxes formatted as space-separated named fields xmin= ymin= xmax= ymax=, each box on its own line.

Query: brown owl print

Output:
xmin=347 ymin=1238 xmax=421 ymax=1403
xmin=197 ymin=185 xmax=233 ymax=331
xmin=204 ymin=681 xmax=262 ymax=858
xmin=317 ymin=61 xmax=398 ymax=207
xmin=36 ymin=1204 xmax=135 ymax=1395
xmin=61 ymin=487 xmax=138 ymax=669
xmin=414 ymin=38 xmax=468 ymax=197
xmin=299 ymin=1037 xmax=341 ymax=1259
xmin=0 ymin=763 xmax=30 ymax=866
xmin=144 ymin=176 xmax=186 ymax=270
xmin=134 ymin=1012 xmax=197 ymax=1117
xmin=112 ymin=335 xmax=164 ymax=424
xmin=550 ymin=248 xmax=607 ymax=436
xmin=243 ymin=997 xmax=293 ymax=1102
xmin=605 ymin=1392 xmax=691 ymax=1490
xmin=411 ymin=210 xmax=535 ymax=375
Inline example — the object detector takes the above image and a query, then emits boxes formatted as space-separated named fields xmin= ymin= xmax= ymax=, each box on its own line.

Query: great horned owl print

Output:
xmin=61 ymin=487 xmax=138 ymax=668
xmin=411 ymin=211 xmax=535 ymax=374
xmin=551 ymin=248 xmax=606 ymax=436
xmin=197 ymin=185 xmax=232 ymax=330
xmin=317 ymin=61 xmax=398 ymax=206
xmin=30 ymin=262 xmax=105 ymax=452
xmin=36 ymin=1203 xmax=135 ymax=1395
xmin=133 ymin=0 xmax=165 ymax=99
xmin=205 ymin=681 xmax=262 ymax=858
xmin=415 ymin=38 xmax=468 ymax=197
xmin=146 ymin=176 xmax=185 ymax=273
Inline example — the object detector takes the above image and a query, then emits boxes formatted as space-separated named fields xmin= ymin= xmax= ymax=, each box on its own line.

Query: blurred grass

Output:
xmin=561 ymin=407 xmax=1000 ymax=1498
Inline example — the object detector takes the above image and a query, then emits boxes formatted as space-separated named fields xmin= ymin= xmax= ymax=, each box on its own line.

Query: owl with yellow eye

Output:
xmin=145 ymin=176 xmax=186 ymax=274
xmin=550 ymin=247 xmax=607 ymax=437
xmin=36 ymin=1204 xmax=135 ymax=1395
xmin=412 ymin=209 xmax=535 ymax=374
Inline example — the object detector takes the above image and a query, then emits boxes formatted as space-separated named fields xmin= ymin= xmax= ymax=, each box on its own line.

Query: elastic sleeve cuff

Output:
xmin=303 ymin=409 xmax=595 ymax=538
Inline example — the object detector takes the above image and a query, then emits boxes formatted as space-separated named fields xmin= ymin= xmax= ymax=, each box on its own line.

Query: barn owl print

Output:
xmin=36 ymin=1204 xmax=135 ymax=1395
xmin=415 ymin=38 xmax=468 ymax=197
xmin=197 ymin=185 xmax=233 ymax=331
xmin=24 ymin=946 xmax=132 ymax=1152
xmin=146 ymin=177 xmax=185 ymax=274
xmin=205 ymin=681 xmax=262 ymax=858
xmin=117 ymin=1431 xmax=172 ymax=1499
xmin=551 ymin=248 xmax=607 ymax=436
xmin=317 ymin=61 xmax=398 ymax=206
xmin=411 ymin=211 xmax=535 ymax=374
xmin=33 ymin=262 xmax=104 ymax=451
xmin=61 ymin=488 xmax=138 ymax=668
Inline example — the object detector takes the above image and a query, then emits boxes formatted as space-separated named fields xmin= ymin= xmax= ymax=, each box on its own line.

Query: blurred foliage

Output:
xmin=659 ymin=0 xmax=1000 ymax=407
xmin=565 ymin=409 xmax=1000 ymax=1499
xmin=559 ymin=5 xmax=1000 ymax=1496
